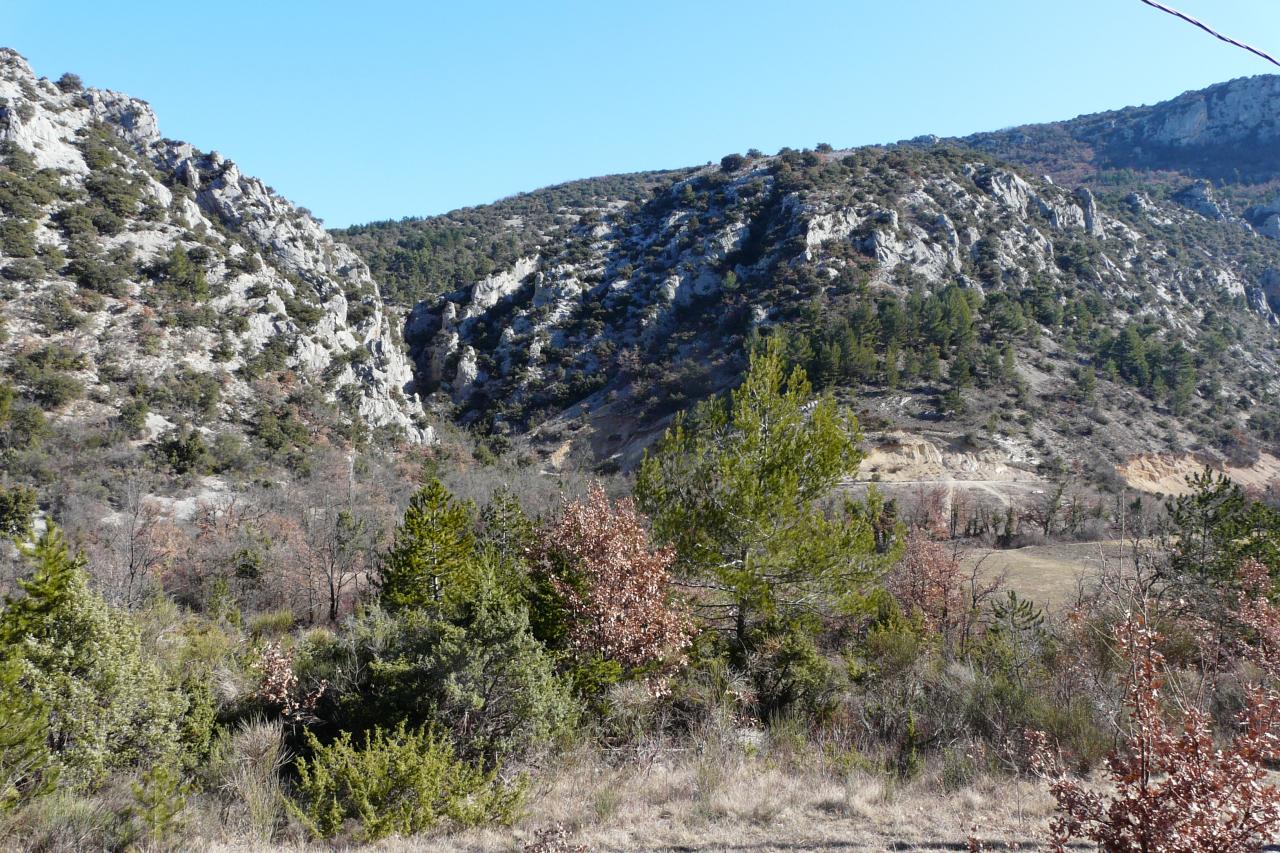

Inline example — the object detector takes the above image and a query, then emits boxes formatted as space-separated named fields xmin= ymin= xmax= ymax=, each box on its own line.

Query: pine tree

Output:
xmin=948 ymin=351 xmax=974 ymax=390
xmin=0 ymin=527 xmax=182 ymax=789
xmin=378 ymin=478 xmax=478 ymax=613
xmin=1076 ymin=365 xmax=1097 ymax=404
xmin=636 ymin=337 xmax=896 ymax=657
xmin=884 ymin=345 xmax=901 ymax=389
xmin=0 ymin=656 xmax=54 ymax=812
xmin=1112 ymin=324 xmax=1150 ymax=388
xmin=944 ymin=286 xmax=977 ymax=350
xmin=1165 ymin=342 xmax=1197 ymax=415
xmin=921 ymin=345 xmax=942 ymax=382
xmin=1001 ymin=344 xmax=1017 ymax=383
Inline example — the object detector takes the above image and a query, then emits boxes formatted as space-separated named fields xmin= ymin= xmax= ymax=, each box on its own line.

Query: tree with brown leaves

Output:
xmin=535 ymin=485 xmax=689 ymax=675
xmin=886 ymin=532 xmax=966 ymax=635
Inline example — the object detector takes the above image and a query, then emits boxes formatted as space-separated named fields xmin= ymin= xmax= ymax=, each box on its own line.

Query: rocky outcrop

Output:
xmin=1074 ymin=187 xmax=1103 ymax=237
xmin=1141 ymin=75 xmax=1280 ymax=149
xmin=408 ymin=139 xmax=1280 ymax=450
xmin=963 ymin=74 xmax=1280 ymax=185
xmin=0 ymin=48 xmax=429 ymax=442
xmin=1173 ymin=181 xmax=1226 ymax=220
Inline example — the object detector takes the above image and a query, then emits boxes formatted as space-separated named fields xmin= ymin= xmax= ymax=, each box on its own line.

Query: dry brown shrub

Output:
xmin=534 ymin=484 xmax=691 ymax=675
xmin=1032 ymin=613 xmax=1280 ymax=852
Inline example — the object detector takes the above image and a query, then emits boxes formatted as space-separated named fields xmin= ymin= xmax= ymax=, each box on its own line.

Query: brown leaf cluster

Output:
xmin=886 ymin=532 xmax=966 ymax=634
xmin=536 ymin=484 xmax=690 ymax=673
xmin=1033 ymin=613 xmax=1280 ymax=852
xmin=254 ymin=641 xmax=326 ymax=720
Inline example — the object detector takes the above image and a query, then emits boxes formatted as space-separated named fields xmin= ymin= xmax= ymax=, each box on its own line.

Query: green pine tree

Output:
xmin=0 ymin=527 xmax=182 ymax=790
xmin=378 ymin=478 xmax=479 ymax=612
xmin=0 ymin=655 xmax=54 ymax=813
xmin=636 ymin=337 xmax=898 ymax=659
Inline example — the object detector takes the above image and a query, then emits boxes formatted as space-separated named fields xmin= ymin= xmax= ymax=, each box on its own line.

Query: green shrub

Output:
xmin=0 ymin=484 xmax=37 ymax=541
xmin=129 ymin=757 xmax=192 ymax=847
xmin=30 ymin=372 xmax=83 ymax=409
xmin=3 ymin=404 xmax=49 ymax=450
xmin=290 ymin=721 xmax=524 ymax=841
xmin=1 ymin=258 xmax=44 ymax=282
xmin=117 ymin=398 xmax=149 ymax=439
xmin=0 ymin=528 xmax=184 ymax=790
xmin=335 ymin=585 xmax=577 ymax=763
xmin=151 ymin=245 xmax=209 ymax=303
xmin=67 ymin=250 xmax=130 ymax=297
xmin=0 ymin=219 xmax=36 ymax=257
xmin=153 ymin=427 xmax=210 ymax=475
xmin=0 ymin=656 xmax=55 ymax=813
xmin=55 ymin=73 xmax=82 ymax=94
xmin=282 ymin=292 xmax=323 ymax=328
xmin=33 ymin=291 xmax=85 ymax=333
xmin=747 ymin=615 xmax=840 ymax=720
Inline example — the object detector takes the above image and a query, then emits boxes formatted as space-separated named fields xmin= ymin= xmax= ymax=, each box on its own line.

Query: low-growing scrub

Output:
xmin=3 ymin=341 xmax=1280 ymax=851
xmin=291 ymin=722 xmax=525 ymax=841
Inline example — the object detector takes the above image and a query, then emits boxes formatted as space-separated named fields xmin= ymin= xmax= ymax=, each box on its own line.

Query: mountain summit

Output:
xmin=964 ymin=74 xmax=1280 ymax=185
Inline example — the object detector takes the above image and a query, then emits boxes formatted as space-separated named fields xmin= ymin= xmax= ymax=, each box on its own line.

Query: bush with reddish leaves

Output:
xmin=533 ymin=484 xmax=690 ymax=679
xmin=1032 ymin=614 xmax=1280 ymax=852
xmin=886 ymin=532 xmax=966 ymax=635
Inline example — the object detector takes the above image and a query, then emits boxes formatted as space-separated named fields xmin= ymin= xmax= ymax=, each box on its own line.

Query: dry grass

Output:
xmin=428 ymin=748 xmax=1053 ymax=852
xmin=961 ymin=539 xmax=1133 ymax=609
xmin=199 ymin=743 xmax=1057 ymax=852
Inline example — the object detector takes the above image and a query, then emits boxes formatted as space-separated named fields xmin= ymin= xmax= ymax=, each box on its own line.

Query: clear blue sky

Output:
xmin=8 ymin=1 xmax=1280 ymax=227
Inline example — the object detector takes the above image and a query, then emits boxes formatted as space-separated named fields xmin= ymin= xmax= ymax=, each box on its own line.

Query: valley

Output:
xmin=5 ymin=36 xmax=1280 ymax=851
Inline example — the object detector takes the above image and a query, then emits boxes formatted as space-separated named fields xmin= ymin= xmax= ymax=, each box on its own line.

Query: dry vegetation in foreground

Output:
xmin=12 ymin=346 xmax=1280 ymax=851
xmin=203 ymin=743 xmax=1056 ymax=852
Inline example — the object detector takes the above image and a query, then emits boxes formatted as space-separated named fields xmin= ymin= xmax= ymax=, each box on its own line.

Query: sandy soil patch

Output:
xmin=1117 ymin=452 xmax=1280 ymax=496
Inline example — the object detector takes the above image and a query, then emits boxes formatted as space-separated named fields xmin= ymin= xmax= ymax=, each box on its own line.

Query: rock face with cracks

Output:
xmin=0 ymin=48 xmax=429 ymax=444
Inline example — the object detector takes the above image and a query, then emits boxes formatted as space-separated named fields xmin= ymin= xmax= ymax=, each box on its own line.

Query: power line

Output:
xmin=1138 ymin=0 xmax=1280 ymax=69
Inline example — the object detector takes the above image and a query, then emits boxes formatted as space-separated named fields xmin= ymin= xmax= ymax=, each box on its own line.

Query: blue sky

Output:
xmin=8 ymin=1 xmax=1280 ymax=227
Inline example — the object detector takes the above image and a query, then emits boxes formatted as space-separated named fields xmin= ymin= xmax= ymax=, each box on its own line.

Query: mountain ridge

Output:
xmin=336 ymin=76 xmax=1280 ymax=499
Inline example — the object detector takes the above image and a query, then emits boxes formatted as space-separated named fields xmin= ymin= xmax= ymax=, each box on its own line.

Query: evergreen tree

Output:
xmin=636 ymin=337 xmax=896 ymax=658
xmin=884 ymin=345 xmax=901 ymax=389
xmin=948 ymin=352 xmax=974 ymax=390
xmin=877 ymin=296 xmax=907 ymax=347
xmin=921 ymin=345 xmax=942 ymax=383
xmin=378 ymin=478 xmax=478 ymax=613
xmin=1165 ymin=342 xmax=1197 ymax=415
xmin=1076 ymin=365 xmax=1097 ymax=404
xmin=0 ymin=484 xmax=36 ymax=541
xmin=1164 ymin=470 xmax=1280 ymax=582
xmin=0 ymin=656 xmax=54 ymax=812
xmin=0 ymin=527 xmax=182 ymax=789
xmin=943 ymin=286 xmax=977 ymax=350
xmin=1112 ymin=324 xmax=1151 ymax=388
xmin=921 ymin=296 xmax=947 ymax=347
xmin=813 ymin=340 xmax=842 ymax=389
xmin=342 ymin=566 xmax=575 ymax=763
xmin=1001 ymin=344 xmax=1017 ymax=384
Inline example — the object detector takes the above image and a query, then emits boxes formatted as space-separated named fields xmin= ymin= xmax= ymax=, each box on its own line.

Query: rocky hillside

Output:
xmin=336 ymin=169 xmax=692 ymax=307
xmin=350 ymin=81 xmax=1280 ymax=494
xmin=0 ymin=48 xmax=428 ymax=467
xmin=962 ymin=74 xmax=1280 ymax=186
